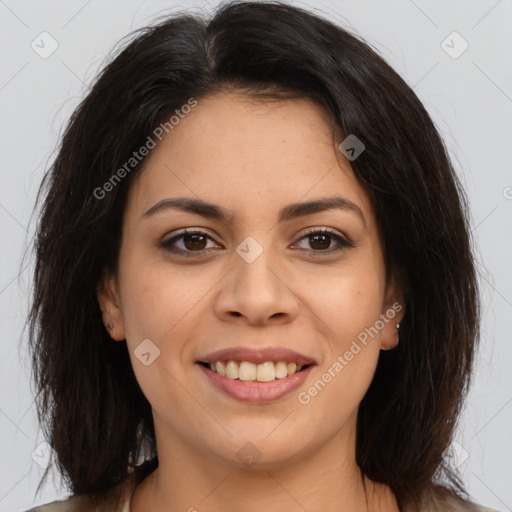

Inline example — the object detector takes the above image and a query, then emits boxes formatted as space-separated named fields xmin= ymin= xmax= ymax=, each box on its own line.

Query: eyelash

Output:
xmin=159 ymin=227 xmax=354 ymax=258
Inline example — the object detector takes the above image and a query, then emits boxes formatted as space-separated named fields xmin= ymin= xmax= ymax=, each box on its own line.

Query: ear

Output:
xmin=380 ymin=271 xmax=405 ymax=351
xmin=96 ymin=271 xmax=126 ymax=341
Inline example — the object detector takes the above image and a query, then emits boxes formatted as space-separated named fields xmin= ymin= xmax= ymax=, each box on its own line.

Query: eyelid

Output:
xmin=296 ymin=225 xmax=350 ymax=241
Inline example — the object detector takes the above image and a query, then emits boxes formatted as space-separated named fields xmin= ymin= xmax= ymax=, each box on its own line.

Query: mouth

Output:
xmin=196 ymin=346 xmax=316 ymax=383
xmin=197 ymin=360 xmax=313 ymax=382
xmin=195 ymin=346 xmax=316 ymax=403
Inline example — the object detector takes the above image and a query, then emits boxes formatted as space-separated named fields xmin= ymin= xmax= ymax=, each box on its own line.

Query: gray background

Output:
xmin=1 ymin=0 xmax=511 ymax=510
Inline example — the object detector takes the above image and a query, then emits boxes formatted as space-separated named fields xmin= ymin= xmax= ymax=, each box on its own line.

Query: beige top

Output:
xmin=25 ymin=464 xmax=500 ymax=512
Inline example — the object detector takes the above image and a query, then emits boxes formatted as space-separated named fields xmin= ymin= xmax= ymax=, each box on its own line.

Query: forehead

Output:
xmin=126 ymin=92 xmax=374 ymax=225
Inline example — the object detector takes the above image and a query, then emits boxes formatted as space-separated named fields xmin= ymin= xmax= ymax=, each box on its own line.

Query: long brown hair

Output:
xmin=28 ymin=2 xmax=480 ymax=510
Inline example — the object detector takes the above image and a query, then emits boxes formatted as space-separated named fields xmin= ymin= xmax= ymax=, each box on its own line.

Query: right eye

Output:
xmin=160 ymin=229 xmax=222 ymax=257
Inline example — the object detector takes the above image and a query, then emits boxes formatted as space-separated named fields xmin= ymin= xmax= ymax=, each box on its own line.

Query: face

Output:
xmin=98 ymin=92 xmax=403 ymax=469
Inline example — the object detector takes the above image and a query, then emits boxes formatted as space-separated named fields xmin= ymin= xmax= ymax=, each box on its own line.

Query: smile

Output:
xmin=199 ymin=360 xmax=311 ymax=382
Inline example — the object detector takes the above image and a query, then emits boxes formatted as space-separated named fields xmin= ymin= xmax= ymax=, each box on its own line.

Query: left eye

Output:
xmin=294 ymin=229 xmax=353 ymax=253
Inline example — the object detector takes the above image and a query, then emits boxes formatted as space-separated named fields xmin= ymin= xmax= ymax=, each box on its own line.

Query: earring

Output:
xmin=381 ymin=322 xmax=400 ymax=351
xmin=105 ymin=323 xmax=115 ymax=335
xmin=396 ymin=322 xmax=400 ymax=344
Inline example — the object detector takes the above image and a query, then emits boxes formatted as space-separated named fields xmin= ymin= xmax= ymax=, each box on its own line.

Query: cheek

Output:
xmin=300 ymin=264 xmax=384 ymax=346
xmin=116 ymin=259 xmax=203 ymax=405
xmin=116 ymin=255 xmax=222 ymax=389
xmin=118 ymin=253 xmax=210 ymax=342
xmin=297 ymin=277 xmax=384 ymax=423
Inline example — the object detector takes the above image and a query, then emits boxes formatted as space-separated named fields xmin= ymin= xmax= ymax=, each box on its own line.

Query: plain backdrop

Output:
xmin=0 ymin=0 xmax=511 ymax=511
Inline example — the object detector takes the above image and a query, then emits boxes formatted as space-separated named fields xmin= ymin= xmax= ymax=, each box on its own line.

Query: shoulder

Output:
xmin=22 ymin=494 xmax=90 ymax=512
xmin=23 ymin=485 xmax=130 ymax=512
xmin=447 ymin=506 xmax=500 ymax=512
xmin=459 ymin=506 xmax=501 ymax=512
xmin=448 ymin=498 xmax=501 ymax=512
xmin=23 ymin=460 xmax=156 ymax=512
xmin=415 ymin=486 xmax=501 ymax=512
xmin=406 ymin=501 xmax=500 ymax=512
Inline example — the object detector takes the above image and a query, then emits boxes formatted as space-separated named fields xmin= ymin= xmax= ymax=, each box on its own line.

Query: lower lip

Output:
xmin=197 ymin=364 xmax=314 ymax=403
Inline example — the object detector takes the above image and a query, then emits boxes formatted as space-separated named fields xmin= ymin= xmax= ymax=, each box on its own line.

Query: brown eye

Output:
xmin=183 ymin=233 xmax=207 ymax=251
xmin=308 ymin=233 xmax=332 ymax=251
xmin=160 ymin=229 xmax=221 ymax=256
xmin=293 ymin=228 xmax=354 ymax=256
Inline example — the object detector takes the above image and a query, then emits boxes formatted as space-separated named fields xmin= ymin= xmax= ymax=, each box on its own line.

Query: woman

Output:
xmin=25 ymin=1 xmax=496 ymax=511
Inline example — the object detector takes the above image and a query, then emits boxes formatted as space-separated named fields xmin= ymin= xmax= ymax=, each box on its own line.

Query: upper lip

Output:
xmin=197 ymin=347 xmax=316 ymax=366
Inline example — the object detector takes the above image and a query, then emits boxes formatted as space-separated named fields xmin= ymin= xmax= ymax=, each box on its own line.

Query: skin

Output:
xmin=98 ymin=92 xmax=404 ymax=512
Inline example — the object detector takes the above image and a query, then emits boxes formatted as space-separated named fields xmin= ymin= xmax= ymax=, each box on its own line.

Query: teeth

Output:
xmin=256 ymin=361 xmax=275 ymax=382
xmin=225 ymin=360 xmax=239 ymax=379
xmin=215 ymin=361 xmax=226 ymax=377
xmin=275 ymin=361 xmax=288 ymax=379
xmin=239 ymin=361 xmax=257 ymax=381
xmin=206 ymin=360 xmax=306 ymax=382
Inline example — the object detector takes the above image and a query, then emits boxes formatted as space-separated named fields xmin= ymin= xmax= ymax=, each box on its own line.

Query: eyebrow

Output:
xmin=142 ymin=196 xmax=366 ymax=226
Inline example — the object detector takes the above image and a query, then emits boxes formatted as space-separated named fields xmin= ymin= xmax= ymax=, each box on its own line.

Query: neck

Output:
xmin=130 ymin=412 xmax=399 ymax=512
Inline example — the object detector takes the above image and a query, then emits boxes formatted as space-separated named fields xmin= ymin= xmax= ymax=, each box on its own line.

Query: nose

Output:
xmin=213 ymin=245 xmax=299 ymax=326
